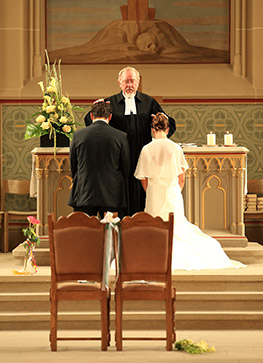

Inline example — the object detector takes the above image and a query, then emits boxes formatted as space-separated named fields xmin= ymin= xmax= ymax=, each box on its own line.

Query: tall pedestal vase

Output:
xmin=22 ymin=243 xmax=36 ymax=274
xmin=12 ymin=242 xmax=37 ymax=275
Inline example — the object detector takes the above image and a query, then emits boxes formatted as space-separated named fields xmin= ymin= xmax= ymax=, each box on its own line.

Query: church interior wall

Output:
xmin=0 ymin=0 xmax=262 ymax=227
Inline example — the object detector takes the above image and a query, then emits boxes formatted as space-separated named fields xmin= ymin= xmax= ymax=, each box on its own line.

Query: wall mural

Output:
xmin=47 ymin=0 xmax=229 ymax=64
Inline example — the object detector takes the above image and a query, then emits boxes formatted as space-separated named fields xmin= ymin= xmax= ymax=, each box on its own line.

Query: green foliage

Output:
xmin=175 ymin=339 xmax=216 ymax=354
xmin=24 ymin=122 xmax=42 ymax=139
xmin=22 ymin=226 xmax=40 ymax=246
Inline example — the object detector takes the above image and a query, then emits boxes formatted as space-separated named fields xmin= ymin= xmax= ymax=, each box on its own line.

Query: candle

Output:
xmin=224 ymin=131 xmax=233 ymax=145
xmin=207 ymin=131 xmax=216 ymax=145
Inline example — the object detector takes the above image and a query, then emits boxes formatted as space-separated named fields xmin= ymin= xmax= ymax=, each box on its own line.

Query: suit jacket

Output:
xmin=68 ymin=120 xmax=130 ymax=209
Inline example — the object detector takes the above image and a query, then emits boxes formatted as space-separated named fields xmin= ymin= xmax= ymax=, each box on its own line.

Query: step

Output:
xmin=12 ymin=241 xmax=263 ymax=266
xmin=12 ymin=244 xmax=50 ymax=266
xmin=1 ymin=253 xmax=263 ymax=330
xmin=1 ymin=267 xmax=263 ymax=292
xmin=172 ymin=276 xmax=263 ymax=292
xmin=1 ymin=311 xmax=263 ymax=330
xmin=1 ymin=291 xmax=263 ymax=312
xmin=224 ymin=242 xmax=263 ymax=264
xmin=0 ymin=277 xmax=50 ymax=293
xmin=38 ymin=236 xmax=49 ymax=248
xmin=1 ymin=277 xmax=262 ymax=294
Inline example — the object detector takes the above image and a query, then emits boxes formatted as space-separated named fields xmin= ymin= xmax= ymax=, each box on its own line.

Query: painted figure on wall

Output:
xmin=47 ymin=0 xmax=229 ymax=64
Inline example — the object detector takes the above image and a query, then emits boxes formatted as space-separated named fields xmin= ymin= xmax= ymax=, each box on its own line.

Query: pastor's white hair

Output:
xmin=118 ymin=67 xmax=140 ymax=81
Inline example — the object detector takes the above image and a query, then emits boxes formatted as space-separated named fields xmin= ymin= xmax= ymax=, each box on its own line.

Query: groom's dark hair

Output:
xmin=91 ymin=101 xmax=112 ymax=119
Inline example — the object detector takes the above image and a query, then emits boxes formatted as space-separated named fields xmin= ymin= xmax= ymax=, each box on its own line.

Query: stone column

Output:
xmin=230 ymin=168 xmax=238 ymax=234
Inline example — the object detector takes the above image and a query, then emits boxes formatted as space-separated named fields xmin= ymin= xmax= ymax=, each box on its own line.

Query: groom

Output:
xmin=68 ymin=101 xmax=130 ymax=219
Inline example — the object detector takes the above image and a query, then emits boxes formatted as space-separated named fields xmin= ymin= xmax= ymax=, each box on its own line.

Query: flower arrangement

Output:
xmin=24 ymin=50 xmax=83 ymax=150
xmin=21 ymin=216 xmax=40 ymax=274
xmin=12 ymin=216 xmax=40 ymax=275
xmin=175 ymin=339 xmax=216 ymax=354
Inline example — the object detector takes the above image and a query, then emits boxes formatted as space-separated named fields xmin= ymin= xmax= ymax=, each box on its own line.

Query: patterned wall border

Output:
xmin=1 ymin=98 xmax=262 ymax=185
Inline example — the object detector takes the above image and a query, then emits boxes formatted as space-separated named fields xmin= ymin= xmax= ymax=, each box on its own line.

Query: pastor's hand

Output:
xmin=93 ymin=98 xmax=104 ymax=104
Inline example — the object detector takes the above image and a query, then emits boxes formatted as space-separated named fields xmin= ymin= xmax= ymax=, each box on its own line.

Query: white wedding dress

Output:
xmin=135 ymin=138 xmax=245 ymax=271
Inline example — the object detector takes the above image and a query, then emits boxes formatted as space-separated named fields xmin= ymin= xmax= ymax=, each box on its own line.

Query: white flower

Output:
xmin=47 ymin=86 xmax=56 ymax=93
xmin=41 ymin=122 xmax=51 ymax=130
xmin=50 ymin=77 xmax=56 ymax=88
xmin=44 ymin=95 xmax=52 ymax=105
xmin=38 ymin=81 xmax=45 ymax=95
xmin=60 ymin=116 xmax=68 ymax=123
xmin=45 ymin=105 xmax=56 ymax=113
xmin=62 ymin=125 xmax=71 ymax=133
xmin=61 ymin=96 xmax=69 ymax=104
xmin=36 ymin=115 xmax=46 ymax=123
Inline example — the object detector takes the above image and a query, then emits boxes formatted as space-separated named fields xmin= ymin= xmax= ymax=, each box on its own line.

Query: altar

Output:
xmin=31 ymin=147 xmax=72 ymax=235
xmin=182 ymin=146 xmax=249 ymax=247
xmin=31 ymin=146 xmax=249 ymax=247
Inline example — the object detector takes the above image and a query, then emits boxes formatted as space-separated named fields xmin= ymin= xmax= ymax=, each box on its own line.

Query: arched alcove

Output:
xmin=203 ymin=175 xmax=226 ymax=231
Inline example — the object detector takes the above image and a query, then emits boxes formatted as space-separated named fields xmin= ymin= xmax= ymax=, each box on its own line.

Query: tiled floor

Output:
xmin=0 ymin=329 xmax=263 ymax=362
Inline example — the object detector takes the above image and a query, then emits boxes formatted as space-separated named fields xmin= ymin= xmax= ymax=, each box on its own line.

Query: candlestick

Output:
xmin=224 ymin=131 xmax=233 ymax=145
xmin=207 ymin=131 xmax=216 ymax=145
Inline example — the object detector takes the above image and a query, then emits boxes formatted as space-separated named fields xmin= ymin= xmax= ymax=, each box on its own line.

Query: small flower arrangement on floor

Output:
xmin=24 ymin=50 xmax=83 ymax=152
xmin=175 ymin=339 xmax=216 ymax=354
xmin=12 ymin=216 xmax=40 ymax=275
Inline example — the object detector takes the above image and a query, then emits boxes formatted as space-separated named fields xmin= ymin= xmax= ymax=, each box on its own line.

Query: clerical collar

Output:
xmin=122 ymin=92 xmax=137 ymax=115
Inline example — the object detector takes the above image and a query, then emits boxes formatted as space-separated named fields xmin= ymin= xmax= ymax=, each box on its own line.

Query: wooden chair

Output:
xmin=48 ymin=212 xmax=111 ymax=351
xmin=2 ymin=179 xmax=37 ymax=252
xmin=245 ymin=179 xmax=263 ymax=243
xmin=114 ymin=212 xmax=175 ymax=351
xmin=247 ymin=179 xmax=263 ymax=195
xmin=246 ymin=179 xmax=263 ymax=217
xmin=0 ymin=211 xmax=5 ymax=252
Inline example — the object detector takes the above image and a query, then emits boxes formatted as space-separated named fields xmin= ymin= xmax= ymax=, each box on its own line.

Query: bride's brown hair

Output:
xmin=151 ymin=112 xmax=169 ymax=131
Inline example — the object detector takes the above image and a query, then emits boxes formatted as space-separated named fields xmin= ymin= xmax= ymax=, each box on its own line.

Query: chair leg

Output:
xmin=165 ymin=296 xmax=173 ymax=351
xmin=101 ymin=291 xmax=108 ymax=351
xmin=115 ymin=290 xmax=123 ymax=351
xmin=172 ymin=288 xmax=176 ymax=344
xmin=50 ymin=290 xmax=58 ymax=351
xmin=107 ymin=290 xmax=111 ymax=346
xmin=3 ymin=212 xmax=9 ymax=253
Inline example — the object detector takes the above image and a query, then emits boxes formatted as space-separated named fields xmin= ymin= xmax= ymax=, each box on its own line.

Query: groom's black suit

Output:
xmin=68 ymin=120 xmax=130 ymax=218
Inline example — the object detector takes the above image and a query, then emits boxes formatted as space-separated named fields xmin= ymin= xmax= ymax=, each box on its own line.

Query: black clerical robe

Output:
xmin=84 ymin=91 xmax=176 ymax=216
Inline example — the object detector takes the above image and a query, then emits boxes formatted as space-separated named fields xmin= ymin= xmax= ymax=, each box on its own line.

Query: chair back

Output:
xmin=2 ymin=179 xmax=31 ymax=209
xmin=247 ymin=179 xmax=263 ymax=196
xmin=3 ymin=179 xmax=30 ymax=195
xmin=117 ymin=212 xmax=174 ymax=284
xmin=48 ymin=212 xmax=105 ymax=284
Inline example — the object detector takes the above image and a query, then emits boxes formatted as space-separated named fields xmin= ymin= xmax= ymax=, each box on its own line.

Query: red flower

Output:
xmin=27 ymin=216 xmax=40 ymax=225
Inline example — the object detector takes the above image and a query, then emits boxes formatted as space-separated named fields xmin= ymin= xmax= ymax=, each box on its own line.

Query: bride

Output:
xmin=134 ymin=112 xmax=245 ymax=270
